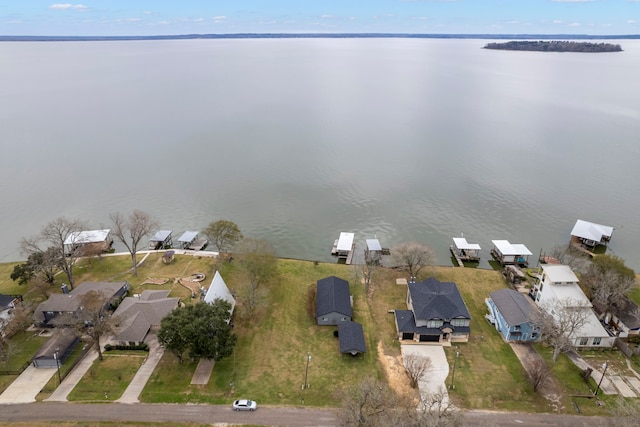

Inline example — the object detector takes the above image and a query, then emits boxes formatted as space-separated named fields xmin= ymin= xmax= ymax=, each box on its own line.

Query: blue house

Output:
xmin=485 ymin=288 xmax=541 ymax=342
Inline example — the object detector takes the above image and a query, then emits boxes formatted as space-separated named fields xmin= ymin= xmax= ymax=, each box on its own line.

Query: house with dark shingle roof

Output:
xmin=394 ymin=277 xmax=471 ymax=343
xmin=33 ymin=281 xmax=129 ymax=327
xmin=338 ymin=321 xmax=366 ymax=356
xmin=316 ymin=276 xmax=352 ymax=326
xmin=486 ymin=288 xmax=541 ymax=342
xmin=111 ymin=289 xmax=179 ymax=344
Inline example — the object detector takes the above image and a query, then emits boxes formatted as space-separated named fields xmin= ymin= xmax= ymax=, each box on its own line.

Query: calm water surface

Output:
xmin=1 ymin=39 xmax=639 ymax=269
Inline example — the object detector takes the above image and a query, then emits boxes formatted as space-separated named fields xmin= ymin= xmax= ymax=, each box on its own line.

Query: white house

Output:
xmin=531 ymin=264 xmax=615 ymax=349
xmin=204 ymin=271 xmax=236 ymax=320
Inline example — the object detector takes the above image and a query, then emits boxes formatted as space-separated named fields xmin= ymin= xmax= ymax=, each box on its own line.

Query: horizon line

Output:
xmin=1 ymin=32 xmax=639 ymax=42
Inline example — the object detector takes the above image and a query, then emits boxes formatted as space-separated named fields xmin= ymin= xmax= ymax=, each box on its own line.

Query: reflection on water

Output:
xmin=0 ymin=39 xmax=639 ymax=269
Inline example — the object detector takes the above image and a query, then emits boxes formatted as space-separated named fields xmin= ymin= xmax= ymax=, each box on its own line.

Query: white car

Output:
xmin=232 ymin=399 xmax=257 ymax=411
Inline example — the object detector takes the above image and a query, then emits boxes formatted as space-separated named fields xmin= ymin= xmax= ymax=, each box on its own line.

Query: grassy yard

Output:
xmin=67 ymin=351 xmax=146 ymax=401
xmin=143 ymin=260 xmax=385 ymax=406
xmin=0 ymin=330 xmax=48 ymax=393
xmin=2 ymin=254 xmax=637 ymax=415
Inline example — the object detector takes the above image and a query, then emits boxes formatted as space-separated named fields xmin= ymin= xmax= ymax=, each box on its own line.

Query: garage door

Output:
xmin=419 ymin=334 xmax=439 ymax=342
xmin=402 ymin=332 xmax=413 ymax=340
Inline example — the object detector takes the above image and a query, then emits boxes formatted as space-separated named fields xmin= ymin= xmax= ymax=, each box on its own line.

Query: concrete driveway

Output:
xmin=0 ymin=365 xmax=56 ymax=404
xmin=401 ymin=344 xmax=449 ymax=403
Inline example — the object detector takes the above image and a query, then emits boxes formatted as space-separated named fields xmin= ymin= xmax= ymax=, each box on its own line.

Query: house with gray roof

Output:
xmin=486 ymin=288 xmax=541 ymax=342
xmin=395 ymin=278 xmax=471 ymax=343
xmin=338 ymin=321 xmax=366 ymax=356
xmin=33 ymin=281 xmax=129 ymax=327
xmin=111 ymin=289 xmax=179 ymax=344
xmin=316 ymin=276 xmax=352 ymax=326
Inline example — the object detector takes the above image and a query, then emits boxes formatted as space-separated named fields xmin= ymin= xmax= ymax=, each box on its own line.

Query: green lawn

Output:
xmin=143 ymin=260 xmax=383 ymax=406
xmin=68 ymin=352 xmax=146 ymax=401
xmin=1 ymin=255 xmax=631 ymax=415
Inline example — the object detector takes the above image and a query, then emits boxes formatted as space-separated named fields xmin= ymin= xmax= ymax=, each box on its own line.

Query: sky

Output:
xmin=0 ymin=1 xmax=638 ymax=36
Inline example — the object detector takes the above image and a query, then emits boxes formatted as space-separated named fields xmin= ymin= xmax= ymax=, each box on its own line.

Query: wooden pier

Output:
xmin=450 ymin=246 xmax=464 ymax=267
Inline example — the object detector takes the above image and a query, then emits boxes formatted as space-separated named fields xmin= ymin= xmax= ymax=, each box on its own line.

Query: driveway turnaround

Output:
xmin=401 ymin=344 xmax=449 ymax=402
xmin=0 ymin=365 xmax=56 ymax=404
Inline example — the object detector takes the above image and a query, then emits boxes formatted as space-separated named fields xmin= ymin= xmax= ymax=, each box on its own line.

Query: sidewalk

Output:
xmin=565 ymin=351 xmax=617 ymax=395
xmin=46 ymin=347 xmax=99 ymax=401
xmin=116 ymin=334 xmax=164 ymax=403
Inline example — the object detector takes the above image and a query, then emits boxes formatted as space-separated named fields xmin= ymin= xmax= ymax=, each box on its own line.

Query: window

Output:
xmin=579 ymin=337 xmax=588 ymax=346
xmin=592 ymin=337 xmax=602 ymax=346
xmin=427 ymin=320 xmax=443 ymax=328
xmin=451 ymin=319 xmax=468 ymax=327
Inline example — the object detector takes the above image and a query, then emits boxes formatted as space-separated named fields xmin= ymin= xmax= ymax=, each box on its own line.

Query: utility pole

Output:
xmin=54 ymin=349 xmax=62 ymax=385
xmin=449 ymin=350 xmax=459 ymax=390
xmin=594 ymin=361 xmax=608 ymax=396
xmin=302 ymin=353 xmax=311 ymax=405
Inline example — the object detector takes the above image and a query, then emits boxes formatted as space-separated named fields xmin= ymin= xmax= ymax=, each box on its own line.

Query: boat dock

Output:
xmin=331 ymin=232 xmax=355 ymax=265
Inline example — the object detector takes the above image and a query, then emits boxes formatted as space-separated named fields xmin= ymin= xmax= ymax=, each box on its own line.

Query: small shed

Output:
xmin=162 ymin=250 xmax=175 ymax=264
xmin=490 ymin=240 xmax=532 ymax=266
xmin=150 ymin=230 xmax=173 ymax=250
xmin=570 ymin=219 xmax=614 ymax=247
xmin=32 ymin=331 xmax=80 ymax=368
xmin=338 ymin=321 xmax=367 ymax=355
xmin=451 ymin=237 xmax=481 ymax=262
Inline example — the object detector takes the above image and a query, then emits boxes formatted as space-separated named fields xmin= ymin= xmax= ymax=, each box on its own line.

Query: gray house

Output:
xmin=316 ymin=276 xmax=352 ymax=326
xmin=395 ymin=278 xmax=471 ymax=343
xmin=485 ymin=288 xmax=541 ymax=342
xmin=111 ymin=290 xmax=179 ymax=345
xmin=33 ymin=281 xmax=130 ymax=327
xmin=338 ymin=321 xmax=366 ymax=356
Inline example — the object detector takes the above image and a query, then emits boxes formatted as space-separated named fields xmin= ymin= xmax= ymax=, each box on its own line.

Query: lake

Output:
xmin=1 ymin=38 xmax=639 ymax=270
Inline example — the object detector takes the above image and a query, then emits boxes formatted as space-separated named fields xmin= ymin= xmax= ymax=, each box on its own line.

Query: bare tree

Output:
xmin=65 ymin=290 xmax=117 ymax=361
xmin=404 ymin=354 xmax=433 ymax=389
xmin=410 ymin=387 xmax=461 ymax=427
xmin=582 ymin=255 xmax=636 ymax=318
xmin=110 ymin=210 xmax=158 ymax=276
xmin=1 ymin=301 xmax=34 ymax=339
xmin=528 ymin=359 xmax=551 ymax=392
xmin=548 ymin=244 xmax=591 ymax=274
xmin=235 ymin=238 xmax=278 ymax=319
xmin=391 ymin=242 xmax=436 ymax=280
xmin=21 ymin=217 xmax=85 ymax=290
xmin=359 ymin=259 xmax=378 ymax=296
xmin=540 ymin=298 xmax=591 ymax=362
xmin=205 ymin=219 xmax=243 ymax=254
xmin=336 ymin=376 xmax=397 ymax=427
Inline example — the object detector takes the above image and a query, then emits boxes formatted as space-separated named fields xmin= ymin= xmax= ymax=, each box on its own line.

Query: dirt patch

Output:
xmin=377 ymin=341 xmax=417 ymax=401
xmin=141 ymin=278 xmax=169 ymax=285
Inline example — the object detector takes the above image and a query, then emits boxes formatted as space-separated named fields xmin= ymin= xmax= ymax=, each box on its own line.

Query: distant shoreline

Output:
xmin=484 ymin=40 xmax=623 ymax=53
xmin=1 ymin=33 xmax=639 ymax=42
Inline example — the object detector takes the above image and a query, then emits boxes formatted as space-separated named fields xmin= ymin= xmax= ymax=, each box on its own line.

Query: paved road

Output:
xmin=0 ymin=402 xmax=616 ymax=426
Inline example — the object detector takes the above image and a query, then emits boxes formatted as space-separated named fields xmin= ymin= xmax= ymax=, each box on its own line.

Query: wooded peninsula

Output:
xmin=484 ymin=40 xmax=623 ymax=52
